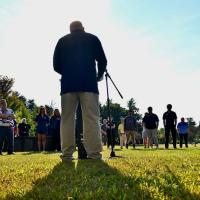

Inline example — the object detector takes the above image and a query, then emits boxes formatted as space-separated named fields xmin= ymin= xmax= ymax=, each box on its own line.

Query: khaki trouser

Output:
xmin=126 ymin=130 xmax=137 ymax=145
xmin=119 ymin=133 xmax=127 ymax=147
xmin=61 ymin=92 xmax=102 ymax=160
xmin=146 ymin=128 xmax=159 ymax=148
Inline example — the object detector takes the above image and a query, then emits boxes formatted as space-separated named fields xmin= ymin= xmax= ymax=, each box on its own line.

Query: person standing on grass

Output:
xmin=106 ymin=116 xmax=116 ymax=149
xmin=13 ymin=119 xmax=18 ymax=137
xmin=177 ymin=117 xmax=189 ymax=148
xmin=50 ymin=108 xmax=61 ymax=151
xmin=118 ymin=118 xmax=126 ymax=149
xmin=53 ymin=21 xmax=107 ymax=161
xmin=18 ymin=118 xmax=31 ymax=137
xmin=35 ymin=106 xmax=50 ymax=152
xmin=101 ymin=119 xmax=107 ymax=146
xmin=18 ymin=118 xmax=31 ymax=151
xmin=142 ymin=107 xmax=159 ymax=148
xmin=163 ymin=104 xmax=177 ymax=149
xmin=0 ymin=99 xmax=16 ymax=155
xmin=124 ymin=110 xmax=137 ymax=149
xmin=142 ymin=113 xmax=149 ymax=148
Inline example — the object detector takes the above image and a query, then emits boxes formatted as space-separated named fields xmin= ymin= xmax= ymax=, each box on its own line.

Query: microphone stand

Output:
xmin=105 ymin=70 xmax=123 ymax=158
xmin=76 ymin=102 xmax=87 ymax=159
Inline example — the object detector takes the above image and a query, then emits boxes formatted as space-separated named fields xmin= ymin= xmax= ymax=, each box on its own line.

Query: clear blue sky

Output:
xmin=0 ymin=0 xmax=200 ymax=125
xmin=112 ymin=0 xmax=200 ymax=70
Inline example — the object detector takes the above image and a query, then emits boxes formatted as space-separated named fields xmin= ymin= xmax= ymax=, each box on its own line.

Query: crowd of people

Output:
xmin=100 ymin=104 xmax=189 ymax=151
xmin=0 ymin=97 xmax=190 ymax=156
xmin=35 ymin=106 xmax=61 ymax=152
xmin=0 ymin=99 xmax=61 ymax=155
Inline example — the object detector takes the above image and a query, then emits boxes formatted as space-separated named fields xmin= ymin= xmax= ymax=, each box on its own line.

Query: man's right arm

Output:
xmin=0 ymin=113 xmax=8 ymax=119
xmin=163 ymin=113 xmax=166 ymax=127
xmin=53 ymin=39 xmax=62 ymax=75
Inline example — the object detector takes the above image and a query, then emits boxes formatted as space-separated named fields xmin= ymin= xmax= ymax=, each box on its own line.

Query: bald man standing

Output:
xmin=53 ymin=21 xmax=107 ymax=161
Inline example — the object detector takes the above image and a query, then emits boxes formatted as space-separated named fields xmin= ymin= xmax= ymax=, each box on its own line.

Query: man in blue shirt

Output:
xmin=177 ymin=117 xmax=189 ymax=148
xmin=124 ymin=110 xmax=137 ymax=149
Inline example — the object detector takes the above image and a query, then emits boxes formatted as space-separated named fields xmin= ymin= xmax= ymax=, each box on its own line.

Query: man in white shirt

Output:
xmin=0 ymin=99 xmax=16 ymax=155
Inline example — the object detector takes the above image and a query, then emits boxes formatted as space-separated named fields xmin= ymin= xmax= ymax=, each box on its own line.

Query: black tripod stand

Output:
xmin=105 ymin=70 xmax=123 ymax=157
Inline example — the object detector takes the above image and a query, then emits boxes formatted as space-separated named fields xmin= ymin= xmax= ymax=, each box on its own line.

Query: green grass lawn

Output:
xmin=0 ymin=145 xmax=200 ymax=200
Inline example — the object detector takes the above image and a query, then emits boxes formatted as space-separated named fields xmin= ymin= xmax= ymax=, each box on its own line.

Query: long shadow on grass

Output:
xmin=160 ymin=166 xmax=200 ymax=200
xmin=21 ymin=151 xmax=61 ymax=155
xmin=16 ymin=159 xmax=154 ymax=200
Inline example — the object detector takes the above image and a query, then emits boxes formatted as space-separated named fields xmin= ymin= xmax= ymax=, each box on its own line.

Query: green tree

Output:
xmin=187 ymin=117 xmax=196 ymax=127
xmin=45 ymin=104 xmax=54 ymax=117
xmin=185 ymin=118 xmax=200 ymax=144
xmin=127 ymin=98 xmax=142 ymax=121
xmin=27 ymin=99 xmax=37 ymax=111
xmin=27 ymin=100 xmax=38 ymax=135
xmin=0 ymin=75 xmax=14 ymax=99
xmin=100 ymin=100 xmax=126 ymax=127
xmin=0 ymin=76 xmax=39 ymax=135
xmin=127 ymin=98 xmax=138 ymax=111
xmin=158 ymin=128 xmax=165 ymax=144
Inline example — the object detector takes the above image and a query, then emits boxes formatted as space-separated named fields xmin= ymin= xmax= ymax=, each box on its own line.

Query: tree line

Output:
xmin=0 ymin=75 xmax=200 ymax=143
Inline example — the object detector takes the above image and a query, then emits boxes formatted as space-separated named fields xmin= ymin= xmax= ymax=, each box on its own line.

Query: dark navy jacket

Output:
xmin=53 ymin=30 xmax=107 ymax=95
xmin=124 ymin=116 xmax=137 ymax=131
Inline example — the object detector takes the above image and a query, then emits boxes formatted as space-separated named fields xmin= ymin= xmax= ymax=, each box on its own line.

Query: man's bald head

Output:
xmin=70 ymin=21 xmax=84 ymax=33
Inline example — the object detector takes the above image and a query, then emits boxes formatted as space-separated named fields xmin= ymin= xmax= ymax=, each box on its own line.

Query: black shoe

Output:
xmin=7 ymin=152 xmax=14 ymax=155
xmin=126 ymin=144 xmax=128 ymax=149
xmin=0 ymin=152 xmax=2 ymax=155
xmin=133 ymin=144 xmax=136 ymax=148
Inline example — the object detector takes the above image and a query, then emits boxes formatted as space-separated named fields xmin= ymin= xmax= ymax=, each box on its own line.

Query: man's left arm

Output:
xmin=95 ymin=37 xmax=107 ymax=81
xmin=156 ymin=121 xmax=159 ymax=129
xmin=1 ymin=111 xmax=16 ymax=120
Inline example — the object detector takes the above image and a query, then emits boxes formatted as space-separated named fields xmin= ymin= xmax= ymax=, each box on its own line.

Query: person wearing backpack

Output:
xmin=124 ymin=110 xmax=137 ymax=149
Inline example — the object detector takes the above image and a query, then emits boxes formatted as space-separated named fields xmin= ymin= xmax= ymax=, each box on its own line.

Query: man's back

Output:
xmin=18 ymin=123 xmax=30 ymax=136
xmin=53 ymin=30 xmax=107 ymax=95
xmin=124 ymin=116 xmax=137 ymax=131
xmin=177 ymin=121 xmax=188 ymax=134
xmin=54 ymin=21 xmax=107 ymax=160
xmin=163 ymin=111 xmax=177 ymax=127
xmin=143 ymin=113 xmax=159 ymax=129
